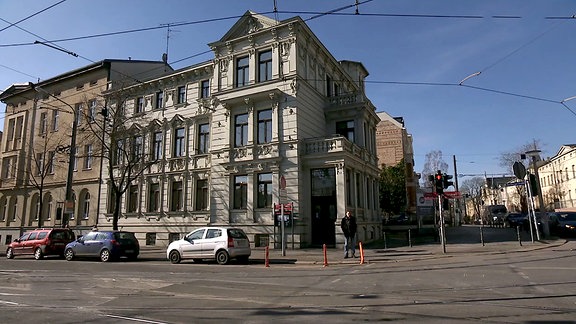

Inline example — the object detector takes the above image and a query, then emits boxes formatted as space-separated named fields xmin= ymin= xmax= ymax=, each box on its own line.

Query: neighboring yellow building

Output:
xmin=0 ymin=60 xmax=170 ymax=249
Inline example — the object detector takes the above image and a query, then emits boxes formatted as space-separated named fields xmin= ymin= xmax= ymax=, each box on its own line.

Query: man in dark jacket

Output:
xmin=340 ymin=211 xmax=357 ymax=258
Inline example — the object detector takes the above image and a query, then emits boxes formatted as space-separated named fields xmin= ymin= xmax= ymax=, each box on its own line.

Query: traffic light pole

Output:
xmin=438 ymin=194 xmax=446 ymax=253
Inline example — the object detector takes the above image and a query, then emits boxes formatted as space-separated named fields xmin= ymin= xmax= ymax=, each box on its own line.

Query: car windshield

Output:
xmin=557 ymin=213 xmax=576 ymax=222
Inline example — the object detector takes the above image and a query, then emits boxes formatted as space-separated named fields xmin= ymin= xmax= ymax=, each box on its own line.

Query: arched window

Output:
xmin=83 ymin=192 xmax=90 ymax=220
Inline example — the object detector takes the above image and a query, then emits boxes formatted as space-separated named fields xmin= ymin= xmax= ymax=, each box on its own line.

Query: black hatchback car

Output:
xmin=64 ymin=231 xmax=139 ymax=262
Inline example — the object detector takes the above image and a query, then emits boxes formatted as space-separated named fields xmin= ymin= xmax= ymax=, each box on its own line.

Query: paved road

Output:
xmin=1 ymin=226 xmax=575 ymax=323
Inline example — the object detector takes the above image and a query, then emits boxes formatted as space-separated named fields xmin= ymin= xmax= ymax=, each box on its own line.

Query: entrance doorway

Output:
xmin=310 ymin=168 xmax=337 ymax=247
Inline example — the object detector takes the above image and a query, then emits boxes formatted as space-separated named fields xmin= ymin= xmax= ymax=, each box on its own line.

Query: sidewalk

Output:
xmin=140 ymin=238 xmax=567 ymax=265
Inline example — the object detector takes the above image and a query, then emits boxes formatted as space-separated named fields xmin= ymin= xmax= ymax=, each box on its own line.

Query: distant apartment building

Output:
xmin=98 ymin=11 xmax=382 ymax=247
xmin=375 ymin=112 xmax=417 ymax=214
xmin=0 ymin=60 xmax=171 ymax=248
xmin=537 ymin=145 xmax=576 ymax=210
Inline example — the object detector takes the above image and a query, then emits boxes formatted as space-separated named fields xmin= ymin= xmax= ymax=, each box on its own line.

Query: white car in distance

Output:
xmin=167 ymin=227 xmax=251 ymax=265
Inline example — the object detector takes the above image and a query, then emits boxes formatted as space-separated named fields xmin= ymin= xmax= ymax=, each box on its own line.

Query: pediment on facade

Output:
xmin=555 ymin=144 xmax=576 ymax=158
xmin=168 ymin=114 xmax=186 ymax=126
xmin=147 ymin=119 xmax=163 ymax=130
xmin=210 ymin=11 xmax=279 ymax=47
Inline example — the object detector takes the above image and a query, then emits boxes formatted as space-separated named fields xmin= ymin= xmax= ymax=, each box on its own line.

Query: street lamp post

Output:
xmin=31 ymin=83 xmax=77 ymax=228
xmin=525 ymin=149 xmax=549 ymax=238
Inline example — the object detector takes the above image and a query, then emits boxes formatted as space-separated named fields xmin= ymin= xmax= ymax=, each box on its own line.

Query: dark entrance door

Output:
xmin=310 ymin=168 xmax=337 ymax=247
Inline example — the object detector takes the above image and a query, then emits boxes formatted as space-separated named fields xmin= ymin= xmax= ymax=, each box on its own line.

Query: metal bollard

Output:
xmin=383 ymin=232 xmax=387 ymax=249
xmin=408 ymin=229 xmax=412 ymax=247
xmin=480 ymin=226 xmax=485 ymax=246
xmin=517 ymin=226 xmax=522 ymax=246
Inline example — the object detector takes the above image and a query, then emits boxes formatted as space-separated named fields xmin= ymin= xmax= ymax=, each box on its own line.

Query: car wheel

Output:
xmin=100 ymin=249 xmax=111 ymax=262
xmin=169 ymin=250 xmax=181 ymax=264
xmin=216 ymin=250 xmax=230 ymax=265
xmin=64 ymin=248 xmax=74 ymax=261
xmin=34 ymin=247 xmax=44 ymax=260
xmin=6 ymin=248 xmax=14 ymax=259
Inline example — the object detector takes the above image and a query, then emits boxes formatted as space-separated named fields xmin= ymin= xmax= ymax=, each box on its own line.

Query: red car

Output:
xmin=6 ymin=228 xmax=75 ymax=260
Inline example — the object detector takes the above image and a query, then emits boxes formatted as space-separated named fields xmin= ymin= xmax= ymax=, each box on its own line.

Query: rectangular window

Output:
xmin=171 ymin=181 xmax=183 ymax=211
xmin=73 ymin=146 xmax=79 ymax=171
xmin=75 ymin=103 xmax=83 ymax=125
xmin=48 ymin=151 xmax=55 ymax=174
xmin=234 ymin=175 xmax=248 ymax=209
xmin=136 ymin=96 xmax=144 ymax=114
xmin=236 ymin=56 xmax=249 ymax=87
xmin=153 ymin=131 xmax=163 ymax=160
xmin=114 ymin=139 xmax=124 ymax=165
xmin=258 ymin=50 xmax=272 ymax=82
xmin=177 ymin=86 xmax=186 ymax=104
xmin=257 ymin=173 xmax=272 ymax=208
xmin=88 ymin=99 xmax=97 ymax=122
xmin=200 ymin=80 xmax=210 ymax=98
xmin=257 ymin=109 xmax=272 ymax=144
xmin=84 ymin=144 xmax=93 ymax=169
xmin=197 ymin=123 xmax=210 ymax=154
xmin=148 ymin=183 xmax=160 ymax=212
xmin=173 ymin=127 xmax=185 ymax=157
xmin=132 ymin=136 xmax=143 ymax=161
xmin=336 ymin=120 xmax=355 ymax=142
xmin=39 ymin=112 xmax=47 ymax=134
xmin=128 ymin=185 xmax=138 ymax=212
xmin=326 ymin=75 xmax=332 ymax=97
xmin=36 ymin=152 xmax=44 ymax=175
xmin=234 ymin=114 xmax=248 ymax=147
xmin=195 ymin=179 xmax=208 ymax=211
xmin=2 ymin=158 xmax=12 ymax=178
xmin=52 ymin=110 xmax=59 ymax=131
xmin=155 ymin=91 xmax=164 ymax=110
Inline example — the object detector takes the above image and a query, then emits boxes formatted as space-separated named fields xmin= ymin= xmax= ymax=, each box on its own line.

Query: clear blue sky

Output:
xmin=1 ymin=0 xmax=575 ymax=179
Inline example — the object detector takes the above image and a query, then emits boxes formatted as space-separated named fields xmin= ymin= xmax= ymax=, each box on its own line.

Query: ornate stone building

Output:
xmin=99 ymin=11 xmax=382 ymax=247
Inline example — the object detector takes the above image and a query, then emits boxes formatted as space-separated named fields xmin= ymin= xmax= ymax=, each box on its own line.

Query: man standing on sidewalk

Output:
xmin=341 ymin=211 xmax=357 ymax=258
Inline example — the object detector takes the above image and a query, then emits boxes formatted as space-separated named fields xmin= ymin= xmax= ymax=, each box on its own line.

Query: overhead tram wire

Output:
xmin=0 ymin=0 xmax=67 ymax=34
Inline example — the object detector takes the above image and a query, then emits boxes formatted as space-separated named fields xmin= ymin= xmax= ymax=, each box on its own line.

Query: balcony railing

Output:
xmin=304 ymin=136 xmax=378 ymax=165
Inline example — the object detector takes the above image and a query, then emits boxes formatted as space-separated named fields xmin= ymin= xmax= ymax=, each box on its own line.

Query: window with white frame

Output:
xmin=200 ymin=80 xmax=210 ymax=98
xmin=257 ymin=109 xmax=272 ymax=144
xmin=177 ymin=86 xmax=186 ymax=104
xmin=257 ymin=173 xmax=272 ymax=208
xmin=153 ymin=131 xmax=163 ymax=160
xmin=258 ymin=50 xmax=272 ymax=82
xmin=155 ymin=91 xmax=163 ymax=110
xmin=73 ymin=146 xmax=79 ymax=171
xmin=48 ymin=151 xmax=55 ymax=174
xmin=39 ymin=112 xmax=47 ymax=134
xmin=36 ymin=152 xmax=44 ymax=175
xmin=195 ymin=179 xmax=208 ymax=211
xmin=132 ymin=135 xmax=143 ymax=162
xmin=82 ymin=192 xmax=90 ymax=219
xmin=336 ymin=120 xmax=355 ymax=142
xmin=84 ymin=144 xmax=93 ymax=169
xmin=173 ymin=127 xmax=185 ymax=157
xmin=52 ymin=110 xmax=59 ymax=131
xmin=75 ymin=103 xmax=83 ymax=125
xmin=197 ymin=123 xmax=209 ymax=154
xmin=135 ymin=96 xmax=144 ymax=114
xmin=88 ymin=99 xmax=97 ymax=123
xmin=171 ymin=181 xmax=183 ymax=211
xmin=234 ymin=114 xmax=248 ymax=147
xmin=236 ymin=56 xmax=249 ymax=87
xmin=148 ymin=183 xmax=160 ymax=212
xmin=233 ymin=175 xmax=248 ymax=209
xmin=128 ymin=185 xmax=138 ymax=213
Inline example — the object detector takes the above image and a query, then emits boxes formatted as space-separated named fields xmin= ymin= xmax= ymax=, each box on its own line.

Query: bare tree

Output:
xmin=498 ymin=139 xmax=544 ymax=173
xmin=84 ymin=89 xmax=157 ymax=230
xmin=421 ymin=150 xmax=449 ymax=187
xmin=459 ymin=176 xmax=485 ymax=223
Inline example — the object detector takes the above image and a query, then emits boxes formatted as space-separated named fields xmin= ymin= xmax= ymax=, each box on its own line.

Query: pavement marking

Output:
xmin=106 ymin=314 xmax=170 ymax=324
xmin=0 ymin=300 xmax=22 ymax=306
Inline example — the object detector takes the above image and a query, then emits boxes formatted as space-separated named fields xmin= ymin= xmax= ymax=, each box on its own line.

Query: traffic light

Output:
xmin=529 ymin=173 xmax=539 ymax=196
xmin=443 ymin=174 xmax=454 ymax=189
xmin=434 ymin=172 xmax=443 ymax=195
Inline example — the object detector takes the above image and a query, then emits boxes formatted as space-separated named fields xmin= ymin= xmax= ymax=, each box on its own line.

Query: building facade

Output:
xmin=538 ymin=145 xmax=576 ymax=210
xmin=98 ymin=11 xmax=382 ymax=247
xmin=0 ymin=60 xmax=171 ymax=248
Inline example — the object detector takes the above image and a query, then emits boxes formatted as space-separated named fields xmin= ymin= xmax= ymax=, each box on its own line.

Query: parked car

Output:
xmin=167 ymin=227 xmax=251 ymax=265
xmin=64 ymin=231 xmax=139 ymax=262
xmin=6 ymin=228 xmax=75 ymax=260
xmin=548 ymin=212 xmax=576 ymax=237
xmin=505 ymin=213 xmax=527 ymax=228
